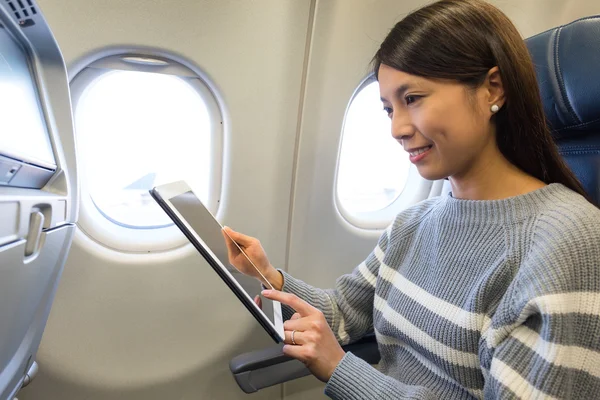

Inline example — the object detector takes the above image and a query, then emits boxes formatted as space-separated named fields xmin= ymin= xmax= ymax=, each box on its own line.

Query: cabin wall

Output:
xmin=20 ymin=1 xmax=600 ymax=399
xmin=21 ymin=1 xmax=312 ymax=399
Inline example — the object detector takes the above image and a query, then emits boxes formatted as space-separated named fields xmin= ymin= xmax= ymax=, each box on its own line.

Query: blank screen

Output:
xmin=168 ymin=191 xmax=276 ymax=326
xmin=0 ymin=26 xmax=55 ymax=169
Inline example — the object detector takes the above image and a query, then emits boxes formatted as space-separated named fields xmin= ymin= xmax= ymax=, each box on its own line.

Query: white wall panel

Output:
xmin=20 ymin=1 xmax=312 ymax=399
xmin=16 ymin=0 xmax=600 ymax=399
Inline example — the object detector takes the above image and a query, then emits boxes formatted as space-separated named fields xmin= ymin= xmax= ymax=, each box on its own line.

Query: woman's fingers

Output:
xmin=271 ymin=296 xmax=344 ymax=382
xmin=254 ymin=295 xmax=262 ymax=309
xmin=283 ymin=316 xmax=312 ymax=332
xmin=223 ymin=226 xmax=255 ymax=247
xmin=221 ymin=229 xmax=241 ymax=262
xmin=284 ymin=329 xmax=304 ymax=345
xmin=261 ymin=290 xmax=316 ymax=316
xmin=282 ymin=343 xmax=305 ymax=362
xmin=271 ymin=296 xmax=345 ymax=382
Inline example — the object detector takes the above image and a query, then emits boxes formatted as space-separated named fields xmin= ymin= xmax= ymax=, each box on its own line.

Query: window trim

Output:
xmin=334 ymin=74 xmax=433 ymax=230
xmin=70 ymin=52 xmax=225 ymax=253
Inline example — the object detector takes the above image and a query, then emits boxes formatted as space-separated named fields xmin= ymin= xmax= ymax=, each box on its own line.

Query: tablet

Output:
xmin=150 ymin=181 xmax=285 ymax=343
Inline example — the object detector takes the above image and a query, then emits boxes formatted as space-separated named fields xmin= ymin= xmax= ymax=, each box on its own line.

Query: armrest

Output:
xmin=229 ymin=333 xmax=379 ymax=393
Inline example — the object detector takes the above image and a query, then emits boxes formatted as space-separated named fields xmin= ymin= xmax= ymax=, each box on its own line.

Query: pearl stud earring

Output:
xmin=491 ymin=104 xmax=500 ymax=113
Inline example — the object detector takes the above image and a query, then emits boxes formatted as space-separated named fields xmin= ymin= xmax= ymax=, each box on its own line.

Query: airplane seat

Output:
xmin=0 ymin=1 xmax=78 ymax=399
xmin=526 ymin=15 xmax=600 ymax=205
xmin=229 ymin=15 xmax=600 ymax=394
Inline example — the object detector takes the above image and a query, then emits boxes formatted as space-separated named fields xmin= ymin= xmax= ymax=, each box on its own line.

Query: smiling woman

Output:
xmin=225 ymin=0 xmax=600 ymax=399
xmin=373 ymin=0 xmax=589 ymax=201
xmin=377 ymin=65 xmax=510 ymax=183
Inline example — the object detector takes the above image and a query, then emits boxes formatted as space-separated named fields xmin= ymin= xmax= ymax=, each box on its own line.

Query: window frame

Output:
xmin=70 ymin=53 xmax=224 ymax=252
xmin=334 ymin=74 xmax=434 ymax=230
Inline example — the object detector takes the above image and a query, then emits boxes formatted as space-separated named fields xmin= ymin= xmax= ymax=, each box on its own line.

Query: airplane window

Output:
xmin=337 ymin=80 xmax=410 ymax=214
xmin=75 ymin=70 xmax=212 ymax=229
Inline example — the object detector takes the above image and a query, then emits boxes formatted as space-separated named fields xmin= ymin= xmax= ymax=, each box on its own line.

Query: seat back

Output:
xmin=525 ymin=16 xmax=600 ymax=205
xmin=0 ymin=2 xmax=78 ymax=398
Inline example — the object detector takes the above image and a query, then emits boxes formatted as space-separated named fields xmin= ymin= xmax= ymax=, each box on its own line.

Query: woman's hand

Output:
xmin=262 ymin=289 xmax=346 ymax=382
xmin=222 ymin=227 xmax=283 ymax=290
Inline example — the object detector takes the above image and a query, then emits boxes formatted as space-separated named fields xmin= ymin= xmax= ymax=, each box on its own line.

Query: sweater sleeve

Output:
xmin=482 ymin=212 xmax=600 ymax=399
xmin=279 ymin=223 xmax=392 ymax=345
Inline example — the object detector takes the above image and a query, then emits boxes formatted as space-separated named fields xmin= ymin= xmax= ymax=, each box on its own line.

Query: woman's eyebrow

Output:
xmin=380 ymin=83 xmax=412 ymax=102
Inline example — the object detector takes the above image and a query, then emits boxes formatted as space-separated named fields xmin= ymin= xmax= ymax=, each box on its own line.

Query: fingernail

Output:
xmin=261 ymin=290 xmax=272 ymax=296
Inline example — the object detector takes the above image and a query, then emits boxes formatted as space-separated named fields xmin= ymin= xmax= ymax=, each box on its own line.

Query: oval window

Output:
xmin=75 ymin=70 xmax=212 ymax=229
xmin=336 ymin=80 xmax=410 ymax=214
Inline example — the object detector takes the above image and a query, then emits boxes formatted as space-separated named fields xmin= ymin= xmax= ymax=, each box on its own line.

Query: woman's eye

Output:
xmin=405 ymin=95 xmax=418 ymax=105
xmin=383 ymin=106 xmax=393 ymax=116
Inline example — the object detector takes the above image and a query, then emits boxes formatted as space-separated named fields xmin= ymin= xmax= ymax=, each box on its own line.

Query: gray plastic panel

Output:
xmin=0 ymin=1 xmax=77 ymax=399
xmin=0 ymin=224 xmax=74 ymax=400
xmin=230 ymin=334 xmax=380 ymax=393
xmin=0 ymin=157 xmax=21 ymax=185
xmin=0 ymin=155 xmax=54 ymax=189
xmin=234 ymin=358 xmax=310 ymax=394
xmin=0 ymin=192 xmax=71 ymax=238
xmin=0 ymin=201 xmax=19 ymax=246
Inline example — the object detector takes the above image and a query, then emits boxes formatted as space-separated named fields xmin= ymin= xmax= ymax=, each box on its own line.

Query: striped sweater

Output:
xmin=280 ymin=183 xmax=600 ymax=399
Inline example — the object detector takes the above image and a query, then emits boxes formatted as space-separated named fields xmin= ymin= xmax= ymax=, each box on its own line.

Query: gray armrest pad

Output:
xmin=230 ymin=334 xmax=379 ymax=393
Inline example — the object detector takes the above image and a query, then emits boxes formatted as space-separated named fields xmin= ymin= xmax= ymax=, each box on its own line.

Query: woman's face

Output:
xmin=378 ymin=64 xmax=497 ymax=181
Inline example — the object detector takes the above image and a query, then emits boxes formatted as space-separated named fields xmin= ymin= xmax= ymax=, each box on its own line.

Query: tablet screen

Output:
xmin=166 ymin=189 xmax=283 ymax=340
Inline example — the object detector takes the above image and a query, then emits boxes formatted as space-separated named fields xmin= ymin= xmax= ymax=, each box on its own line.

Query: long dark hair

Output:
xmin=373 ymin=0 xmax=590 ymax=202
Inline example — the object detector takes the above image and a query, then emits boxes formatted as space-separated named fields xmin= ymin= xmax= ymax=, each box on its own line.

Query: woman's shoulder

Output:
xmin=525 ymin=185 xmax=600 ymax=275
xmin=534 ymin=184 xmax=600 ymax=238
xmin=513 ymin=185 xmax=599 ymax=296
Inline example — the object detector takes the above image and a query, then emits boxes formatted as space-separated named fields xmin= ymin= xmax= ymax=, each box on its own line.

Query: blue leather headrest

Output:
xmin=525 ymin=16 xmax=600 ymax=138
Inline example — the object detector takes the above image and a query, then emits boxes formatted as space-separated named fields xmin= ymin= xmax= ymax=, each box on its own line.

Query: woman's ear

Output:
xmin=485 ymin=66 xmax=505 ymax=111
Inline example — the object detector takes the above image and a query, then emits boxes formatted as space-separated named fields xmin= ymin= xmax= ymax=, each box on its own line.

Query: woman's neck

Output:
xmin=449 ymin=146 xmax=546 ymax=201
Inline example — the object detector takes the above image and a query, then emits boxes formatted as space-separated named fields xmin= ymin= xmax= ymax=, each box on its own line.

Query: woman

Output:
xmin=223 ymin=0 xmax=600 ymax=398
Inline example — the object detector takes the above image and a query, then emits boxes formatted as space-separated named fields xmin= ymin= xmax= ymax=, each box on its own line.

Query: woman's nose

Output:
xmin=391 ymin=112 xmax=415 ymax=141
